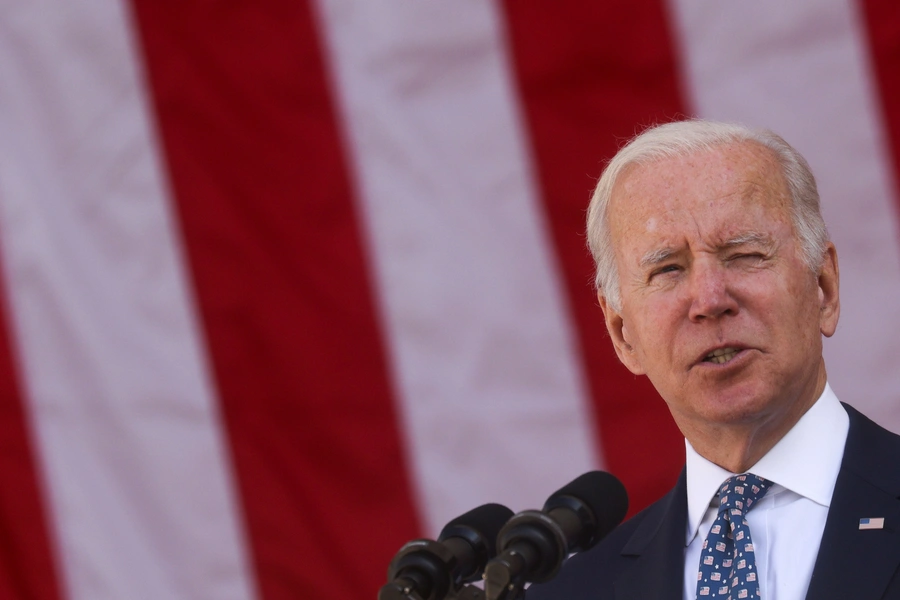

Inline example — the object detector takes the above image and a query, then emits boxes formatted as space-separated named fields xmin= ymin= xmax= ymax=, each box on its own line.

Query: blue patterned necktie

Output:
xmin=696 ymin=474 xmax=772 ymax=599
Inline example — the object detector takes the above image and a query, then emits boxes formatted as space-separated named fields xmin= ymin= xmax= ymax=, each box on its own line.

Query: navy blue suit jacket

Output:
xmin=525 ymin=404 xmax=900 ymax=599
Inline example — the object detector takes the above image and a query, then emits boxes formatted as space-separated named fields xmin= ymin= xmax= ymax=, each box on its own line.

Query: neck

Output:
xmin=694 ymin=428 xmax=790 ymax=473
xmin=683 ymin=366 xmax=827 ymax=473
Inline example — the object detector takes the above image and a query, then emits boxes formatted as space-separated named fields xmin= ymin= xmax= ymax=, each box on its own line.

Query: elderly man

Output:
xmin=526 ymin=120 xmax=900 ymax=599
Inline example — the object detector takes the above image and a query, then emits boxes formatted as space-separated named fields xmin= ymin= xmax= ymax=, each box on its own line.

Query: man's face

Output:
xmin=601 ymin=142 xmax=840 ymax=442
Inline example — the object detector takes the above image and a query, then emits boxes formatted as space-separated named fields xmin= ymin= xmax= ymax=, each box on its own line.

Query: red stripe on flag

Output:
xmin=501 ymin=0 xmax=687 ymax=513
xmin=129 ymin=2 xmax=421 ymax=598
xmin=0 ymin=269 xmax=62 ymax=599
xmin=860 ymin=0 xmax=900 ymax=214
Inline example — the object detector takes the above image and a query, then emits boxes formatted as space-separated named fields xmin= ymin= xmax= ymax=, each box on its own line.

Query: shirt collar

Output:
xmin=684 ymin=383 xmax=849 ymax=545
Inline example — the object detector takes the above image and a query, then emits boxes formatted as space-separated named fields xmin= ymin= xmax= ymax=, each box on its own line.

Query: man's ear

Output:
xmin=598 ymin=292 xmax=645 ymax=375
xmin=818 ymin=242 xmax=840 ymax=338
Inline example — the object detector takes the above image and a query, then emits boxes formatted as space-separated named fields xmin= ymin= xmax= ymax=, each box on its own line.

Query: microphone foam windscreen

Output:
xmin=543 ymin=470 xmax=628 ymax=542
xmin=438 ymin=503 xmax=514 ymax=556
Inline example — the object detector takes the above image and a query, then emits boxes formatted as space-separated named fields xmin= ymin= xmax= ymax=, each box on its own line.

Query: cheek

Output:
xmin=764 ymin=270 xmax=819 ymax=318
xmin=625 ymin=303 xmax=678 ymax=360
xmin=738 ymin=273 xmax=821 ymax=348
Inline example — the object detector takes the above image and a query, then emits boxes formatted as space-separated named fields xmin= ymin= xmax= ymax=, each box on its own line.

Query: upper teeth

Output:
xmin=706 ymin=348 xmax=738 ymax=364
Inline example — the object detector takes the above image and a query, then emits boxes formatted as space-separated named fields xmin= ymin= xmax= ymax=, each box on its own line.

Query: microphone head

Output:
xmin=542 ymin=470 xmax=628 ymax=551
xmin=438 ymin=502 xmax=514 ymax=558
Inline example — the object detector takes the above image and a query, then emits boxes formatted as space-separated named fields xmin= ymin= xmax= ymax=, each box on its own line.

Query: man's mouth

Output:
xmin=703 ymin=347 xmax=740 ymax=364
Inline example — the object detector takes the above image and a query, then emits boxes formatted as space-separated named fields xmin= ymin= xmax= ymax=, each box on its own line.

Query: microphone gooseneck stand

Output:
xmin=378 ymin=471 xmax=628 ymax=600
xmin=378 ymin=538 xmax=488 ymax=600
xmin=483 ymin=471 xmax=629 ymax=600
xmin=482 ymin=509 xmax=567 ymax=600
xmin=379 ymin=503 xmax=514 ymax=600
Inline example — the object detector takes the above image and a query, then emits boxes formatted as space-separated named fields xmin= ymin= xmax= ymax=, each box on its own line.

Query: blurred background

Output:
xmin=0 ymin=1 xmax=899 ymax=599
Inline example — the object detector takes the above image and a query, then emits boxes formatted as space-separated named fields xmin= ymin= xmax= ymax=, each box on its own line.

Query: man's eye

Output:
xmin=730 ymin=253 xmax=764 ymax=262
xmin=650 ymin=265 xmax=680 ymax=278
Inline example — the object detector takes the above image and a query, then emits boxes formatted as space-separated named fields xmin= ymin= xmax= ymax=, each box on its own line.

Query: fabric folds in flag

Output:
xmin=0 ymin=1 xmax=897 ymax=599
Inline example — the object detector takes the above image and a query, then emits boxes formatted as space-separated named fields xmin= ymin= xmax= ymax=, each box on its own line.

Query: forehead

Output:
xmin=608 ymin=142 xmax=793 ymax=250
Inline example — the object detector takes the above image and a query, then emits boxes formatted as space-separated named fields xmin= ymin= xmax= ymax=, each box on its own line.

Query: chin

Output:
xmin=691 ymin=384 xmax=783 ymax=425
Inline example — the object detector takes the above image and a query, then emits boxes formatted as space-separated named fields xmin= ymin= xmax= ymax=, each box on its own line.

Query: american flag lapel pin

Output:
xmin=859 ymin=517 xmax=885 ymax=530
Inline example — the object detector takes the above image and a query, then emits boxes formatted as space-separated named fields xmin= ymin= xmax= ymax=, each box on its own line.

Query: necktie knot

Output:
xmin=717 ymin=473 xmax=771 ymax=517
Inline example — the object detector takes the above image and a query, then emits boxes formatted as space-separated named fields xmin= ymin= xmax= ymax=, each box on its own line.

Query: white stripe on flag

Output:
xmin=313 ymin=1 xmax=600 ymax=528
xmin=0 ymin=2 xmax=256 ymax=598
xmin=668 ymin=0 xmax=900 ymax=432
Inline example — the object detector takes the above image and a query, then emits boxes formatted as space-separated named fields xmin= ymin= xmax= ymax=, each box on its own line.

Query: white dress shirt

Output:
xmin=682 ymin=384 xmax=849 ymax=600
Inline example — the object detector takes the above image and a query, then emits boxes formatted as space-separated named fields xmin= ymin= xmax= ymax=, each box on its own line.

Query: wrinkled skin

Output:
xmin=600 ymin=141 xmax=840 ymax=472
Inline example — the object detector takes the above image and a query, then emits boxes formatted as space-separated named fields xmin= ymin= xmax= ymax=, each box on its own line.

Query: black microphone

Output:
xmin=379 ymin=502 xmax=515 ymax=600
xmin=483 ymin=471 xmax=628 ymax=600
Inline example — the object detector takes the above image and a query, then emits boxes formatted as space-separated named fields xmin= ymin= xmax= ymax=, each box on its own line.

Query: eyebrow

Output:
xmin=721 ymin=231 xmax=775 ymax=249
xmin=639 ymin=247 xmax=677 ymax=269
xmin=638 ymin=231 xmax=775 ymax=269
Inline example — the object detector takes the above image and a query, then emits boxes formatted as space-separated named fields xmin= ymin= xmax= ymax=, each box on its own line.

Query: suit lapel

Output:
xmin=805 ymin=404 xmax=900 ymax=600
xmin=613 ymin=470 xmax=687 ymax=600
xmin=603 ymin=404 xmax=900 ymax=600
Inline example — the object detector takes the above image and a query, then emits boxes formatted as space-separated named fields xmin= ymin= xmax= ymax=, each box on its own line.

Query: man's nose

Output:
xmin=687 ymin=261 xmax=738 ymax=322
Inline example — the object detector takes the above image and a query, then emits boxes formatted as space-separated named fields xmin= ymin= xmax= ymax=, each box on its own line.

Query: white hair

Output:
xmin=587 ymin=119 xmax=829 ymax=311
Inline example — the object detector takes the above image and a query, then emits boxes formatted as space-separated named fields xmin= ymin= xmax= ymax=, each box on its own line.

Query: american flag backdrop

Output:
xmin=0 ymin=1 xmax=899 ymax=599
